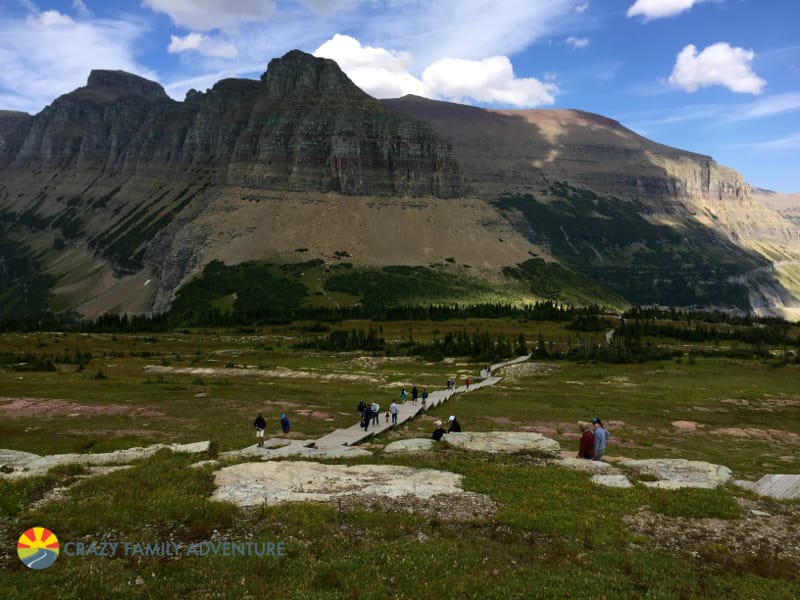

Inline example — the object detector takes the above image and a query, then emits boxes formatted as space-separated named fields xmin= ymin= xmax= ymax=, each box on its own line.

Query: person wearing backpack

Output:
xmin=371 ymin=402 xmax=380 ymax=426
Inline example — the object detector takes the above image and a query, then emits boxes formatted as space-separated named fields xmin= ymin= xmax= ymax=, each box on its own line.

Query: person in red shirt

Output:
xmin=577 ymin=421 xmax=595 ymax=459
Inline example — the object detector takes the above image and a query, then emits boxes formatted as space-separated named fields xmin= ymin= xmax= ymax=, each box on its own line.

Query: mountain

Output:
xmin=1 ymin=50 xmax=799 ymax=322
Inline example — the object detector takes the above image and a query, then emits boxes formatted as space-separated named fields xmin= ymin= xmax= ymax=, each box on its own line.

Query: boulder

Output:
xmin=442 ymin=431 xmax=561 ymax=456
xmin=559 ymin=457 xmax=619 ymax=473
xmin=592 ymin=474 xmax=632 ymax=488
xmin=621 ymin=458 xmax=732 ymax=489
xmin=1 ymin=441 xmax=212 ymax=478
xmin=383 ymin=439 xmax=435 ymax=454
xmin=740 ymin=474 xmax=800 ymax=500
xmin=211 ymin=460 xmax=494 ymax=517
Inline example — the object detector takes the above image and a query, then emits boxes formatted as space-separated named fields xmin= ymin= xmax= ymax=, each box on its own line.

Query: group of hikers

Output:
xmin=431 ymin=415 xmax=461 ymax=440
xmin=358 ymin=385 xmax=432 ymax=431
xmin=252 ymin=413 xmax=291 ymax=447
xmin=577 ymin=418 xmax=609 ymax=461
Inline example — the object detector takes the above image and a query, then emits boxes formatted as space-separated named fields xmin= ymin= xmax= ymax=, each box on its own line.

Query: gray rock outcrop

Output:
xmin=620 ymin=458 xmax=733 ymax=489
xmin=442 ymin=431 xmax=561 ymax=456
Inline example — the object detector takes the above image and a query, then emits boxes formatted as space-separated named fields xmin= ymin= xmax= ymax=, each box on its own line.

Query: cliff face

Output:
xmin=2 ymin=51 xmax=800 ymax=319
xmin=2 ymin=52 xmax=462 ymax=198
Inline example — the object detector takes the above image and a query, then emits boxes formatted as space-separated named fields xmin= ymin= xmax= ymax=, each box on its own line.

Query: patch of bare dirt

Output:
xmin=143 ymin=365 xmax=379 ymax=383
xmin=0 ymin=397 xmax=165 ymax=418
xmin=672 ymin=420 xmax=701 ymax=432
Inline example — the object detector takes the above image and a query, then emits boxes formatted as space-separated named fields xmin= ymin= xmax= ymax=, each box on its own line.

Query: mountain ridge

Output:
xmin=2 ymin=50 xmax=800 ymax=321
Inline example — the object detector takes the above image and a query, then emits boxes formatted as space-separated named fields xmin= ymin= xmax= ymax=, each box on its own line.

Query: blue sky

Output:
xmin=1 ymin=0 xmax=798 ymax=192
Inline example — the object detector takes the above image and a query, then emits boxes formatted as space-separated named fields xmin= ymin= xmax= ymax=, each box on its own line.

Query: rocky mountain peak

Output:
xmin=260 ymin=50 xmax=365 ymax=98
xmin=86 ymin=70 xmax=169 ymax=101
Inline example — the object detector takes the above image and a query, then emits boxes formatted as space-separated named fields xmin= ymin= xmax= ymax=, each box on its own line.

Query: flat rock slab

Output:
xmin=212 ymin=461 xmax=495 ymax=521
xmin=558 ymin=457 xmax=619 ymax=473
xmin=383 ymin=439 xmax=435 ymax=454
xmin=1 ymin=441 xmax=211 ymax=479
xmin=264 ymin=445 xmax=373 ymax=460
xmin=747 ymin=474 xmax=800 ymax=500
xmin=592 ymin=474 xmax=632 ymax=488
xmin=442 ymin=431 xmax=561 ymax=456
xmin=621 ymin=458 xmax=732 ymax=489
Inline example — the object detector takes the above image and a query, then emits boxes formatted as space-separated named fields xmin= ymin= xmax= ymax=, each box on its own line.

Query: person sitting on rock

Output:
xmin=577 ymin=421 xmax=595 ymax=459
xmin=591 ymin=417 xmax=608 ymax=461
xmin=431 ymin=420 xmax=446 ymax=441
xmin=447 ymin=415 xmax=461 ymax=433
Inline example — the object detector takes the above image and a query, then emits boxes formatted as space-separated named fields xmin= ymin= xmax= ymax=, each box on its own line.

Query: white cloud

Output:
xmin=750 ymin=133 xmax=800 ymax=151
xmin=0 ymin=10 xmax=155 ymax=114
xmin=314 ymin=34 xmax=426 ymax=98
xmin=730 ymin=91 xmax=800 ymax=121
xmin=365 ymin=0 xmax=579 ymax=66
xmin=627 ymin=0 xmax=704 ymax=21
xmin=566 ymin=36 xmax=590 ymax=49
xmin=297 ymin=0 xmax=361 ymax=15
xmin=168 ymin=32 xmax=238 ymax=58
xmin=27 ymin=10 xmax=76 ymax=29
xmin=314 ymin=34 xmax=558 ymax=107
xmin=141 ymin=0 xmax=275 ymax=31
xmin=72 ymin=0 xmax=91 ymax=17
xmin=421 ymin=56 xmax=558 ymax=107
xmin=575 ymin=2 xmax=590 ymax=13
xmin=668 ymin=42 xmax=765 ymax=94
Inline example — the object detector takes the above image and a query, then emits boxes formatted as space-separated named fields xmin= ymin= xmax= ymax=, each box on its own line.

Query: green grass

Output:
xmin=1 ymin=324 xmax=799 ymax=597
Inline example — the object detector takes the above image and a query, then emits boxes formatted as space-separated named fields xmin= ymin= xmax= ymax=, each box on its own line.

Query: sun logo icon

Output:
xmin=17 ymin=527 xmax=60 ymax=569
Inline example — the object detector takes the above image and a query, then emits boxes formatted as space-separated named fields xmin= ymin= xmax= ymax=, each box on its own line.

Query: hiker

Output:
xmin=253 ymin=413 xmax=266 ymax=448
xmin=431 ymin=420 xmax=446 ymax=441
xmin=465 ymin=377 xmax=470 ymax=390
xmin=280 ymin=413 xmax=290 ymax=436
xmin=411 ymin=386 xmax=418 ymax=405
xmin=421 ymin=387 xmax=429 ymax=409
xmin=371 ymin=401 xmax=380 ymax=426
xmin=389 ymin=400 xmax=399 ymax=425
xmin=400 ymin=388 xmax=408 ymax=403
xmin=447 ymin=415 xmax=461 ymax=433
xmin=357 ymin=399 xmax=366 ymax=417
xmin=592 ymin=418 xmax=609 ymax=461
xmin=385 ymin=411 xmax=390 ymax=424
xmin=362 ymin=403 xmax=371 ymax=431
xmin=577 ymin=422 xmax=595 ymax=459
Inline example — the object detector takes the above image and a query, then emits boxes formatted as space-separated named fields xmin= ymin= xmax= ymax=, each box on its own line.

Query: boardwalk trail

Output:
xmin=249 ymin=354 xmax=531 ymax=452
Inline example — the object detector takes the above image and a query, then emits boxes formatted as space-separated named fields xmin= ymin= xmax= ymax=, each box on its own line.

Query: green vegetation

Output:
xmin=493 ymin=184 xmax=768 ymax=308
xmin=0 ymin=315 xmax=799 ymax=597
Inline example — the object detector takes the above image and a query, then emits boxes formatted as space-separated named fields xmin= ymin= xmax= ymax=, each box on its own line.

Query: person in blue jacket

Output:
xmin=280 ymin=413 xmax=291 ymax=437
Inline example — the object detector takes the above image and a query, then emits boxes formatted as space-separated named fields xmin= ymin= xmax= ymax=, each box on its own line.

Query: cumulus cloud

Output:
xmin=566 ymin=36 xmax=590 ymax=49
xmin=627 ymin=0 xmax=705 ymax=21
xmin=168 ymin=32 xmax=238 ymax=58
xmin=668 ymin=42 xmax=765 ymax=94
xmin=0 ymin=10 xmax=154 ymax=113
xmin=421 ymin=56 xmax=558 ymax=107
xmin=141 ymin=0 xmax=275 ymax=31
xmin=314 ymin=34 xmax=425 ymax=98
xmin=314 ymin=34 xmax=557 ymax=107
